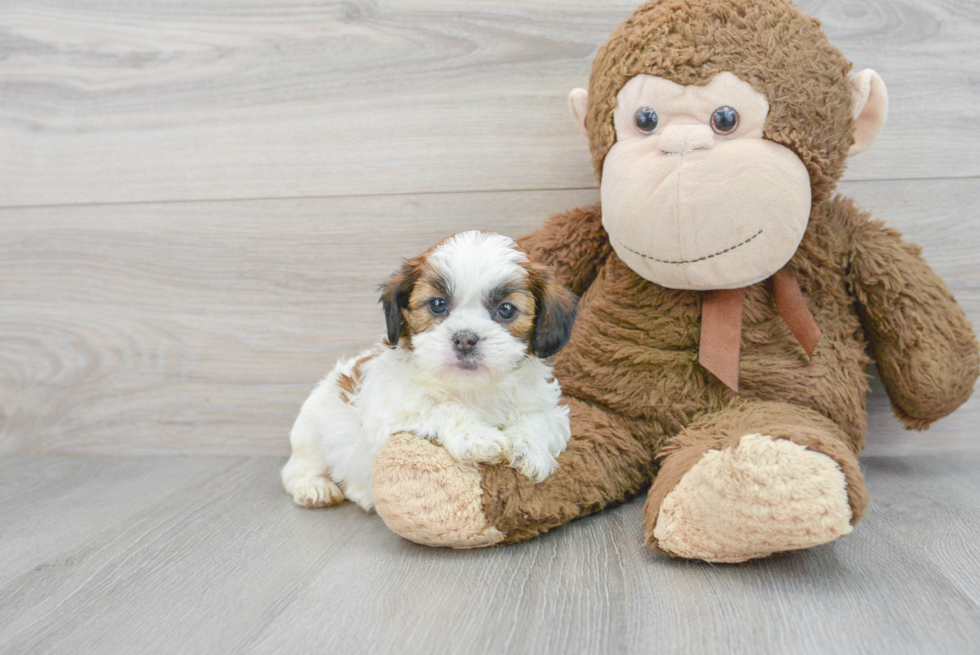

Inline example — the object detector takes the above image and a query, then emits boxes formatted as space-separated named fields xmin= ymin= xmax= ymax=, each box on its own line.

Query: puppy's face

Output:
xmin=379 ymin=231 xmax=577 ymax=382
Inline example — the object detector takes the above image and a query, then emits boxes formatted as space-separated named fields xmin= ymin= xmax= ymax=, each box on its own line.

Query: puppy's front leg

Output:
xmin=504 ymin=410 xmax=571 ymax=483
xmin=414 ymin=403 xmax=513 ymax=466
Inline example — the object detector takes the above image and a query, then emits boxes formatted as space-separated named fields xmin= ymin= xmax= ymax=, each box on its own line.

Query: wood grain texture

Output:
xmin=2 ymin=0 xmax=978 ymax=207
xmin=1 ymin=455 xmax=978 ymax=654
xmin=2 ymin=179 xmax=978 ymax=456
xmin=0 ymin=188 xmax=596 ymax=455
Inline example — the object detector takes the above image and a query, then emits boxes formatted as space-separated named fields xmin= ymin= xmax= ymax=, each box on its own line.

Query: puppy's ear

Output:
xmin=528 ymin=264 xmax=578 ymax=358
xmin=378 ymin=260 xmax=419 ymax=347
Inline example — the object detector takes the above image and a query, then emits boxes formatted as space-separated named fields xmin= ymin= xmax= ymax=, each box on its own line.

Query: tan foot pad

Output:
xmin=654 ymin=434 xmax=853 ymax=563
xmin=372 ymin=434 xmax=504 ymax=549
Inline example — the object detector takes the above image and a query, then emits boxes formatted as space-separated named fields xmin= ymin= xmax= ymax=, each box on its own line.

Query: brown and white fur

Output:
xmin=281 ymin=231 xmax=578 ymax=511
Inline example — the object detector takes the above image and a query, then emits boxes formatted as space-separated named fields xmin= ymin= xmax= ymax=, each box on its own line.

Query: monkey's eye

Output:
xmin=429 ymin=298 xmax=448 ymax=315
xmin=710 ymin=106 xmax=739 ymax=135
xmin=495 ymin=302 xmax=518 ymax=321
xmin=634 ymin=107 xmax=659 ymax=134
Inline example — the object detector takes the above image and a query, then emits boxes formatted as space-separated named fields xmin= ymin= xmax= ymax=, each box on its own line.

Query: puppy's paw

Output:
xmin=444 ymin=425 xmax=514 ymax=465
xmin=510 ymin=443 xmax=558 ymax=483
xmin=291 ymin=476 xmax=345 ymax=508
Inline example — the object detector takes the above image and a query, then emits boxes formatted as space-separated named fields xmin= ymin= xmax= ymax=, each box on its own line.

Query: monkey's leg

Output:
xmin=644 ymin=400 xmax=867 ymax=563
xmin=371 ymin=397 xmax=660 ymax=548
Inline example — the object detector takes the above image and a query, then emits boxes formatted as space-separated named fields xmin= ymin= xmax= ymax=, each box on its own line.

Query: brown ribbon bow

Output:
xmin=699 ymin=266 xmax=820 ymax=393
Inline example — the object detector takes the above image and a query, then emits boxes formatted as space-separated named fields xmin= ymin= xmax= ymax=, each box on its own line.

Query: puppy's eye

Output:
xmin=710 ymin=106 xmax=739 ymax=134
xmin=429 ymin=298 xmax=448 ymax=315
xmin=495 ymin=302 xmax=518 ymax=321
xmin=634 ymin=107 xmax=659 ymax=134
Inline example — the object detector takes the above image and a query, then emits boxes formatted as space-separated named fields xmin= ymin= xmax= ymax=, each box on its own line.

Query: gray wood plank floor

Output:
xmin=1 ymin=455 xmax=978 ymax=655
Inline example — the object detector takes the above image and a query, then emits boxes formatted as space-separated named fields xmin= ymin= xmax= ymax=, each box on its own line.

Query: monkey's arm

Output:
xmin=517 ymin=203 xmax=612 ymax=297
xmin=847 ymin=207 xmax=979 ymax=430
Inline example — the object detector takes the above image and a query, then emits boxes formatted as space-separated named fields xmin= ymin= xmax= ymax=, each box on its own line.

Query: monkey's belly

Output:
xmin=553 ymin=256 xmax=870 ymax=444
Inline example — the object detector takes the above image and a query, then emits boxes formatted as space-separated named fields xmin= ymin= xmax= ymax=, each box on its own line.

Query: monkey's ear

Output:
xmin=378 ymin=261 xmax=417 ymax=347
xmin=529 ymin=265 xmax=579 ymax=358
xmin=849 ymin=69 xmax=888 ymax=157
xmin=568 ymin=88 xmax=589 ymax=137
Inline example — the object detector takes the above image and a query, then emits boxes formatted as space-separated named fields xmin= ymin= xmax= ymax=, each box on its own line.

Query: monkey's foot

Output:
xmin=372 ymin=433 xmax=504 ymax=548
xmin=647 ymin=434 xmax=854 ymax=563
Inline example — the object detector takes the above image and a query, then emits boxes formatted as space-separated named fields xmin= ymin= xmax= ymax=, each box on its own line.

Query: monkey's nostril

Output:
xmin=452 ymin=331 xmax=480 ymax=353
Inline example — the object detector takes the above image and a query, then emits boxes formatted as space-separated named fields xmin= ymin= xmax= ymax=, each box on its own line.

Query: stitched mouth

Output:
xmin=614 ymin=229 xmax=763 ymax=265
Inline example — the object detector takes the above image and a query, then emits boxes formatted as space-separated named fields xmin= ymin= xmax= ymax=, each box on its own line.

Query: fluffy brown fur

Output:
xmin=523 ymin=260 xmax=579 ymax=359
xmin=379 ymin=235 xmax=459 ymax=351
xmin=372 ymin=0 xmax=979 ymax=558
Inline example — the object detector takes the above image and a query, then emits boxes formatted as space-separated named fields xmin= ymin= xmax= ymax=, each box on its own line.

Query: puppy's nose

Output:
xmin=452 ymin=331 xmax=480 ymax=353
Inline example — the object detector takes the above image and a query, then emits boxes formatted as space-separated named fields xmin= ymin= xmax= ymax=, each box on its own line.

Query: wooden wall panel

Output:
xmin=1 ymin=180 xmax=977 ymax=456
xmin=2 ymin=0 xmax=978 ymax=207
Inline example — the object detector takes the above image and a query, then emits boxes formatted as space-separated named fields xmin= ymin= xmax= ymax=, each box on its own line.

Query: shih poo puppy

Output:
xmin=281 ymin=230 xmax=578 ymax=511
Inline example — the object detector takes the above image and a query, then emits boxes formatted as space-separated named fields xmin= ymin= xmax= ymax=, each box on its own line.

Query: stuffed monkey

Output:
xmin=370 ymin=0 xmax=979 ymax=562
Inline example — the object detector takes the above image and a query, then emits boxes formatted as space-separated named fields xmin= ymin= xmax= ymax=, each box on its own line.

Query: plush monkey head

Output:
xmin=568 ymin=0 xmax=888 ymax=290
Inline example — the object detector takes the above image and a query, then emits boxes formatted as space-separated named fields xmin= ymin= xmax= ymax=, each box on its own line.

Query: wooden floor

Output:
xmin=1 ymin=455 xmax=979 ymax=654
xmin=2 ymin=1 xmax=980 ymax=653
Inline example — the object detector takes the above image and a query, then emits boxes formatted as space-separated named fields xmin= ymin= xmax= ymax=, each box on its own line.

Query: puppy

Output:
xmin=281 ymin=231 xmax=578 ymax=511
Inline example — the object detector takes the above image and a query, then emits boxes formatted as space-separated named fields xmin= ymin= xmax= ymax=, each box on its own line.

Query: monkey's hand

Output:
xmin=849 ymin=214 xmax=979 ymax=430
xmin=516 ymin=203 xmax=612 ymax=297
